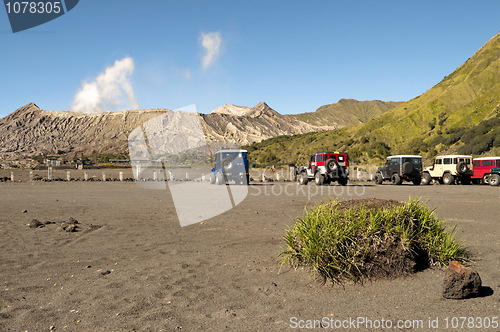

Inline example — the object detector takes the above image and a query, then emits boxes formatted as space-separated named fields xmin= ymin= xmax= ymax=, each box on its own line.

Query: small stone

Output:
xmin=29 ymin=219 xmax=44 ymax=228
xmin=86 ymin=265 xmax=92 ymax=269
xmin=65 ymin=225 xmax=78 ymax=232
xmin=100 ymin=270 xmax=111 ymax=275
xmin=443 ymin=261 xmax=482 ymax=299
xmin=22 ymin=210 xmax=28 ymax=213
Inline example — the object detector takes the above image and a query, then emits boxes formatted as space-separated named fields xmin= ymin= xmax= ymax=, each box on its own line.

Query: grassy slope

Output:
xmin=287 ymin=99 xmax=402 ymax=128
xmin=247 ymin=32 xmax=500 ymax=166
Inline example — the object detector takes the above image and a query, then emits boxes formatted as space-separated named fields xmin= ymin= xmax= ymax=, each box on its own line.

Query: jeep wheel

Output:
xmin=412 ymin=178 xmax=421 ymax=185
xmin=421 ymin=172 xmax=432 ymax=185
xmin=481 ymin=174 xmax=490 ymax=185
xmin=298 ymin=173 xmax=308 ymax=185
xmin=338 ymin=177 xmax=348 ymax=186
xmin=456 ymin=162 xmax=468 ymax=174
xmin=375 ymin=173 xmax=383 ymax=185
xmin=222 ymin=158 xmax=233 ymax=171
xmin=391 ymin=174 xmax=402 ymax=185
xmin=314 ymin=172 xmax=325 ymax=185
xmin=489 ymin=174 xmax=500 ymax=186
xmin=443 ymin=173 xmax=455 ymax=185
xmin=402 ymin=162 xmax=414 ymax=175
xmin=325 ymin=159 xmax=339 ymax=172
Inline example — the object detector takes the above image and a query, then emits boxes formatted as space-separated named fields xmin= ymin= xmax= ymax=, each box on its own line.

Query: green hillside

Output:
xmin=286 ymin=99 xmax=402 ymax=128
xmin=246 ymin=32 xmax=500 ymax=166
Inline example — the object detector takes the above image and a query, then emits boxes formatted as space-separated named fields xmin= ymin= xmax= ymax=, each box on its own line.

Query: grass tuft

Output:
xmin=280 ymin=198 xmax=467 ymax=284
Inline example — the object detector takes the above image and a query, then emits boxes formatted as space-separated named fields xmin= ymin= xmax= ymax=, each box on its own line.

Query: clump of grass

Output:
xmin=280 ymin=198 xmax=467 ymax=284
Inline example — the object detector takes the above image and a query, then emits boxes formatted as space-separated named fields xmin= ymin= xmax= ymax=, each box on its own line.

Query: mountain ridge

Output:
xmin=0 ymin=102 xmax=321 ymax=160
xmin=286 ymin=99 xmax=403 ymax=128
xmin=0 ymin=96 xmax=402 ymax=163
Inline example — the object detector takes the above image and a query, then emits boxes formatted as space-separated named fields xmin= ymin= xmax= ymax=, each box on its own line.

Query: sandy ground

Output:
xmin=0 ymin=179 xmax=499 ymax=331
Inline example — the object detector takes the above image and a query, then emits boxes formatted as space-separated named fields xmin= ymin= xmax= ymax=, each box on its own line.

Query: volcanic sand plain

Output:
xmin=0 ymin=176 xmax=499 ymax=331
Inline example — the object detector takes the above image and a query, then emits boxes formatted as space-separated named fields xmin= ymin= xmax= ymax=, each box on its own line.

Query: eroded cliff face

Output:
xmin=0 ymin=102 xmax=322 ymax=157
xmin=201 ymin=102 xmax=320 ymax=146
xmin=0 ymin=103 xmax=170 ymax=156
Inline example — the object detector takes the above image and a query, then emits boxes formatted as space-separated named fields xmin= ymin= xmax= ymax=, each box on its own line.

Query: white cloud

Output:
xmin=200 ymin=31 xmax=222 ymax=70
xmin=70 ymin=57 xmax=139 ymax=113
xmin=183 ymin=69 xmax=191 ymax=80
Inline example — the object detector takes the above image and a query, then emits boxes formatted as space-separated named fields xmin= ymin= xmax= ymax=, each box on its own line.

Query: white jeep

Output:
xmin=421 ymin=155 xmax=473 ymax=185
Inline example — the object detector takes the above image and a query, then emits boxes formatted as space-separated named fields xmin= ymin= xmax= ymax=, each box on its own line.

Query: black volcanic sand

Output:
xmin=0 ymin=181 xmax=498 ymax=331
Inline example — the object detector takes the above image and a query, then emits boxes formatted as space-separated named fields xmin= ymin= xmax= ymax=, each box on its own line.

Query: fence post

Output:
xmin=289 ymin=165 xmax=297 ymax=181
xmin=66 ymin=170 xmax=71 ymax=181
xmin=84 ymin=171 xmax=88 ymax=181
xmin=135 ymin=164 xmax=141 ymax=179
xmin=29 ymin=170 xmax=33 ymax=182
xmin=10 ymin=171 xmax=14 ymax=182
xmin=47 ymin=167 xmax=53 ymax=180
xmin=102 ymin=172 xmax=106 ymax=182
xmin=119 ymin=171 xmax=123 ymax=181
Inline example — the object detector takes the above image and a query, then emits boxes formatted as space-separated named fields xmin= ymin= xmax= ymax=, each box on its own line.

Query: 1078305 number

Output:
xmin=5 ymin=1 xmax=62 ymax=14
xmin=443 ymin=317 xmax=498 ymax=329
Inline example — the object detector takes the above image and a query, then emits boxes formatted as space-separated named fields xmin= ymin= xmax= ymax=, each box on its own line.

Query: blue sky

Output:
xmin=0 ymin=0 xmax=499 ymax=117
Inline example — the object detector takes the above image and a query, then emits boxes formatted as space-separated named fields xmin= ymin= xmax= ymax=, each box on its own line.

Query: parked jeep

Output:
xmin=375 ymin=155 xmax=422 ymax=185
xmin=487 ymin=167 xmax=500 ymax=186
xmin=297 ymin=151 xmax=349 ymax=186
xmin=421 ymin=155 xmax=472 ymax=185
xmin=472 ymin=157 xmax=500 ymax=184
xmin=210 ymin=149 xmax=249 ymax=185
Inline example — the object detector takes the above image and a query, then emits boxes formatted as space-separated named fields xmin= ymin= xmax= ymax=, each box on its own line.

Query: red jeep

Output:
xmin=297 ymin=152 xmax=349 ymax=186
xmin=472 ymin=157 xmax=500 ymax=184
